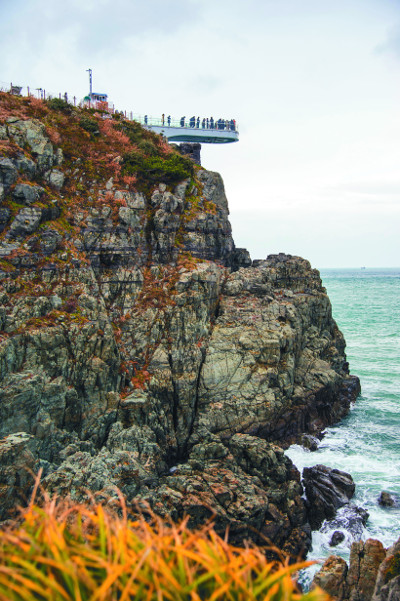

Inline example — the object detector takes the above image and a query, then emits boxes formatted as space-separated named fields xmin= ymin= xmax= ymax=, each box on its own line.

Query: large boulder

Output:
xmin=303 ymin=464 xmax=355 ymax=529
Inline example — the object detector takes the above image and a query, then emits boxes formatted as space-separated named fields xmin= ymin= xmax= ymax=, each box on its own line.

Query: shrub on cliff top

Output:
xmin=46 ymin=97 xmax=72 ymax=112
xmin=122 ymin=152 xmax=194 ymax=184
xmin=0 ymin=493 xmax=328 ymax=601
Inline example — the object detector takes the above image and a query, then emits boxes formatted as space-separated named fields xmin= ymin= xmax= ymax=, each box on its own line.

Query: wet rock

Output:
xmin=330 ymin=531 xmax=346 ymax=547
xmin=303 ymin=465 xmax=356 ymax=529
xmin=301 ymin=434 xmax=320 ymax=451
xmin=322 ymin=505 xmax=369 ymax=541
xmin=378 ymin=491 xmax=395 ymax=507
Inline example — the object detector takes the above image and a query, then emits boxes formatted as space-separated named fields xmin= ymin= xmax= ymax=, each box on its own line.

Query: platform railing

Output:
xmin=135 ymin=115 xmax=238 ymax=133
xmin=0 ymin=81 xmax=238 ymax=133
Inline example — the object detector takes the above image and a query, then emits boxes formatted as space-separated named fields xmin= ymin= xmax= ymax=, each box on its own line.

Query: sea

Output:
xmin=285 ymin=267 xmax=400 ymax=584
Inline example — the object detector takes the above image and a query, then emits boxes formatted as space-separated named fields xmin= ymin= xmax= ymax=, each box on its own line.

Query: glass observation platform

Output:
xmin=134 ymin=115 xmax=239 ymax=144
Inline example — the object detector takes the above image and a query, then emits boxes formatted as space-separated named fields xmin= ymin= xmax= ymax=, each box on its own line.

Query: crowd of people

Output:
xmin=158 ymin=114 xmax=236 ymax=131
xmin=143 ymin=114 xmax=238 ymax=132
xmin=178 ymin=115 xmax=236 ymax=131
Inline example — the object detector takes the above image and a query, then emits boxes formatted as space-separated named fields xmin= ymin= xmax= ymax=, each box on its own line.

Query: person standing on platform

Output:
xmin=210 ymin=117 xmax=214 ymax=129
xmin=162 ymin=113 xmax=165 ymax=125
xmin=202 ymin=118 xmax=205 ymax=128
xmin=180 ymin=116 xmax=185 ymax=127
xmin=144 ymin=115 xmax=148 ymax=124
xmin=167 ymin=115 xmax=171 ymax=125
xmin=196 ymin=117 xmax=200 ymax=128
xmin=206 ymin=118 xmax=209 ymax=128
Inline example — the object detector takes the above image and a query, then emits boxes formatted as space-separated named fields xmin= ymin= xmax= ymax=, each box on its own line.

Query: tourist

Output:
xmin=167 ymin=115 xmax=171 ymax=126
xmin=210 ymin=117 xmax=214 ymax=129
xmin=196 ymin=117 xmax=200 ymax=128
xmin=144 ymin=115 xmax=148 ymax=124
xmin=162 ymin=113 xmax=165 ymax=125
xmin=202 ymin=118 xmax=205 ymax=129
xmin=206 ymin=118 xmax=209 ymax=128
xmin=190 ymin=116 xmax=195 ymax=128
xmin=180 ymin=116 xmax=185 ymax=127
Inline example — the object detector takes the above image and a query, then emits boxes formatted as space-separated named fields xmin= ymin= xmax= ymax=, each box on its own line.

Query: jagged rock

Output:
xmin=330 ymin=531 xmax=346 ymax=547
xmin=6 ymin=117 xmax=55 ymax=171
xmin=0 ymin=432 xmax=39 ymax=519
xmin=373 ymin=538 xmax=400 ymax=601
xmin=0 ymin=157 xmax=17 ymax=189
xmin=12 ymin=183 xmax=45 ymax=205
xmin=301 ymin=434 xmax=320 ymax=451
xmin=302 ymin=465 xmax=356 ymax=529
xmin=8 ymin=207 xmax=42 ymax=238
xmin=45 ymin=169 xmax=65 ymax=190
xmin=378 ymin=491 xmax=395 ymax=507
xmin=0 ymin=207 xmax=10 ymax=232
xmin=313 ymin=539 xmax=390 ymax=601
xmin=347 ymin=539 xmax=387 ymax=601
xmin=322 ymin=505 xmax=369 ymax=543
xmin=312 ymin=555 xmax=348 ymax=600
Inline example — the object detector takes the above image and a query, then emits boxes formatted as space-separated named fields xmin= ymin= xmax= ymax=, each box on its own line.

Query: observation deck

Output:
xmin=135 ymin=115 xmax=239 ymax=144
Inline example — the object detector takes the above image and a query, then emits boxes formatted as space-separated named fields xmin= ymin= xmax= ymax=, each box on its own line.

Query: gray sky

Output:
xmin=1 ymin=0 xmax=399 ymax=267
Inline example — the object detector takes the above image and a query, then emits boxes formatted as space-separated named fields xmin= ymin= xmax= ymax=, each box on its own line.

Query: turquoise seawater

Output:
xmin=286 ymin=268 xmax=400 ymax=573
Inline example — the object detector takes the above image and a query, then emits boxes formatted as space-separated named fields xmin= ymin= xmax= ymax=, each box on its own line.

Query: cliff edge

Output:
xmin=0 ymin=93 xmax=360 ymax=556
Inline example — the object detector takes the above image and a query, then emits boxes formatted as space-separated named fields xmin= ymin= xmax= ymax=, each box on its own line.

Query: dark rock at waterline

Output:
xmin=300 ymin=434 xmax=319 ymax=451
xmin=322 ymin=504 xmax=369 ymax=542
xmin=330 ymin=530 xmax=346 ymax=547
xmin=378 ymin=491 xmax=395 ymax=507
xmin=303 ymin=464 xmax=356 ymax=530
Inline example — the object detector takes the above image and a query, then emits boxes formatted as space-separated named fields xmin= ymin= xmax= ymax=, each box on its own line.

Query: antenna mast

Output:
xmin=86 ymin=68 xmax=92 ymax=96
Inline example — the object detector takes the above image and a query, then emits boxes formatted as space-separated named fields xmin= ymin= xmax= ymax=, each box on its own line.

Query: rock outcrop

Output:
xmin=312 ymin=537 xmax=400 ymax=601
xmin=302 ymin=465 xmax=356 ymax=529
xmin=0 ymin=92 xmax=360 ymax=555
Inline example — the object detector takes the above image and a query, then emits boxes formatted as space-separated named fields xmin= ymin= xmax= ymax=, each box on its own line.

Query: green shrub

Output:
xmin=79 ymin=116 xmax=99 ymax=135
xmin=122 ymin=152 xmax=194 ymax=184
xmin=47 ymin=97 xmax=71 ymax=112
xmin=137 ymin=139 xmax=159 ymax=156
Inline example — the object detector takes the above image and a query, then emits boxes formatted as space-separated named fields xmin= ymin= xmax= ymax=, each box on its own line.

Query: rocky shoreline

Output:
xmin=0 ymin=94 xmax=361 ymax=561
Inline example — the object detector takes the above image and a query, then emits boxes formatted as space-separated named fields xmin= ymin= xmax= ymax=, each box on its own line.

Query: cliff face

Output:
xmin=0 ymin=93 xmax=359 ymax=555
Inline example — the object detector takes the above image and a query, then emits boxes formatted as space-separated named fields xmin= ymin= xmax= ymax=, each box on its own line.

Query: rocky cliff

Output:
xmin=0 ymin=92 xmax=359 ymax=556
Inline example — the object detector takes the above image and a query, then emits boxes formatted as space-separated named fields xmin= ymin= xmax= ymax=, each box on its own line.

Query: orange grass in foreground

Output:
xmin=0 ymin=491 xmax=329 ymax=601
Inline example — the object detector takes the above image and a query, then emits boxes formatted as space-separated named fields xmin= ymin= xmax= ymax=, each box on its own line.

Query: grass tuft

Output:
xmin=0 ymin=493 xmax=330 ymax=601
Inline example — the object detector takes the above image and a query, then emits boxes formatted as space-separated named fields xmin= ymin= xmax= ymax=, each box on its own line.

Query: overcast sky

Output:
xmin=1 ymin=0 xmax=399 ymax=268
